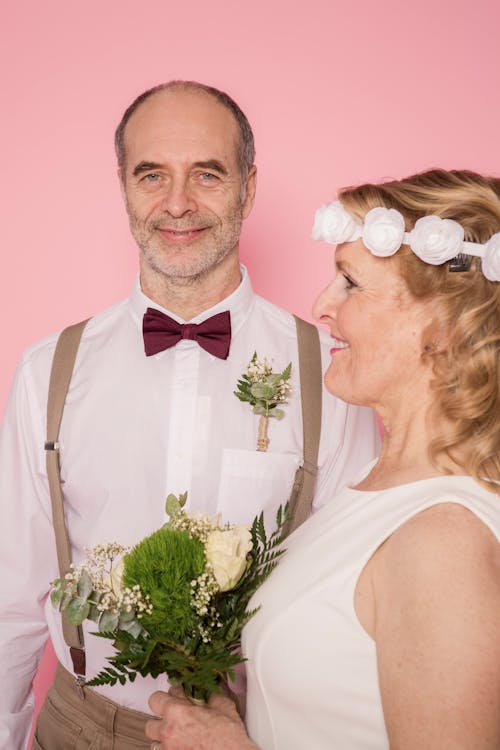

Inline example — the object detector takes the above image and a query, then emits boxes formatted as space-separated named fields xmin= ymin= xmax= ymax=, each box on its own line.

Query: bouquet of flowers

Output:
xmin=50 ymin=493 xmax=288 ymax=701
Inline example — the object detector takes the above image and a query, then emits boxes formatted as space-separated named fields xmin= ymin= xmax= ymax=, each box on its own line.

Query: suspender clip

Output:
xmin=74 ymin=674 xmax=86 ymax=700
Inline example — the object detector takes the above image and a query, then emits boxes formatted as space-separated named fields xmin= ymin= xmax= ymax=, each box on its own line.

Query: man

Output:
xmin=0 ymin=81 xmax=379 ymax=748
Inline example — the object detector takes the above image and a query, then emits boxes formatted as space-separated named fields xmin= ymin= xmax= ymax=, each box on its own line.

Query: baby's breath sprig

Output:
xmin=234 ymin=352 xmax=292 ymax=451
xmin=166 ymin=491 xmax=228 ymax=544
xmin=50 ymin=542 xmax=151 ymax=639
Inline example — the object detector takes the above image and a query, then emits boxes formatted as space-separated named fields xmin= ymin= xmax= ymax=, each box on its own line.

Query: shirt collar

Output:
xmin=128 ymin=264 xmax=255 ymax=337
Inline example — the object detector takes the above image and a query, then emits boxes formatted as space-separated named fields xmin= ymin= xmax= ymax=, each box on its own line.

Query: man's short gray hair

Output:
xmin=114 ymin=80 xmax=256 ymax=181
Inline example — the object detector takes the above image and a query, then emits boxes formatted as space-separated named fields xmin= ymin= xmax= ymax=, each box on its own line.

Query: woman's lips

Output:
xmin=330 ymin=336 xmax=349 ymax=355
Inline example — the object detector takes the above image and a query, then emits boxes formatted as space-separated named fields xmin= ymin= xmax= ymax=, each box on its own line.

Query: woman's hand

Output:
xmin=145 ymin=686 xmax=260 ymax=750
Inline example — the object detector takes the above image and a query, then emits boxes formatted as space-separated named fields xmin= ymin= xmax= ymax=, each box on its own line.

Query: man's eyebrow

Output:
xmin=132 ymin=161 xmax=162 ymax=177
xmin=131 ymin=159 xmax=229 ymax=178
xmin=193 ymin=160 xmax=228 ymax=176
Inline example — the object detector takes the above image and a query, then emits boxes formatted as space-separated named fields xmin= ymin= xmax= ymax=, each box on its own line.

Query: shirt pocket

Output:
xmin=217 ymin=449 xmax=301 ymax=527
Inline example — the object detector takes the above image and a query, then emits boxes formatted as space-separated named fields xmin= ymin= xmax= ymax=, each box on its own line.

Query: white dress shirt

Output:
xmin=0 ymin=266 xmax=379 ymax=748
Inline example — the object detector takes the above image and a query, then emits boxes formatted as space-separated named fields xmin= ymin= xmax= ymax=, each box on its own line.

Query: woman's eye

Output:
xmin=343 ymin=273 xmax=357 ymax=290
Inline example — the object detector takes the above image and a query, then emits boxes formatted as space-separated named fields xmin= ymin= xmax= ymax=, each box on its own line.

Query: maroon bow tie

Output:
xmin=143 ymin=308 xmax=231 ymax=359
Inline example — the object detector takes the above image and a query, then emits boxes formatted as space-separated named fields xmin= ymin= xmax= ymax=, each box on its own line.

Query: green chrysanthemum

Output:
xmin=122 ymin=526 xmax=205 ymax=641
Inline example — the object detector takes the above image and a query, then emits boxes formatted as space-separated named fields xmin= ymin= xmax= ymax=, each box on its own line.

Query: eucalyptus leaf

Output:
xmin=265 ymin=374 xmax=281 ymax=386
xmin=119 ymin=609 xmax=136 ymax=624
xmin=99 ymin=611 xmax=120 ymax=633
xmin=165 ymin=493 xmax=181 ymax=518
xmin=253 ymin=404 xmax=267 ymax=417
xmin=119 ymin=619 xmax=144 ymax=639
xmin=88 ymin=603 xmax=101 ymax=622
xmin=60 ymin=588 xmax=74 ymax=611
xmin=50 ymin=586 xmax=63 ymax=608
xmin=77 ymin=569 xmax=93 ymax=600
xmin=66 ymin=597 xmax=90 ymax=625
xmin=250 ymin=383 xmax=275 ymax=400
xmin=269 ymin=407 xmax=285 ymax=420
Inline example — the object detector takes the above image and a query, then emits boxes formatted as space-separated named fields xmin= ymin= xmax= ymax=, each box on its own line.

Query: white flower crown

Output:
xmin=312 ymin=200 xmax=500 ymax=282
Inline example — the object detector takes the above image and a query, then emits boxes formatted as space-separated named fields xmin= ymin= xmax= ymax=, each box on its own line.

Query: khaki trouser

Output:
xmin=32 ymin=664 xmax=152 ymax=749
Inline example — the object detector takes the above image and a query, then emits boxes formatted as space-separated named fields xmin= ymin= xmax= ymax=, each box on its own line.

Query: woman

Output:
xmin=145 ymin=169 xmax=500 ymax=749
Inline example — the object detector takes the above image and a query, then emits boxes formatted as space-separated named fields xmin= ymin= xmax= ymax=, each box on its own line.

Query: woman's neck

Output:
xmin=356 ymin=397 xmax=464 ymax=491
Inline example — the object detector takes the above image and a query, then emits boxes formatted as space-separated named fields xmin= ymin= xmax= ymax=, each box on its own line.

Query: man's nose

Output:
xmin=160 ymin=177 xmax=197 ymax=217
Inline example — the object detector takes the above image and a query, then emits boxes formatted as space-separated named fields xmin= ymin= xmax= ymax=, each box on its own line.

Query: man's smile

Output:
xmin=157 ymin=227 xmax=208 ymax=242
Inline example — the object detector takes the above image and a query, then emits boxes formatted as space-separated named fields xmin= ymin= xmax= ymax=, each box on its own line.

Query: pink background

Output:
xmin=2 ymin=0 xmax=499 ymax=741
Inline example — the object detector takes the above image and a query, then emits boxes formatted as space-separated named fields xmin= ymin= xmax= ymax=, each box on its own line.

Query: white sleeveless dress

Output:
xmin=243 ymin=471 xmax=500 ymax=750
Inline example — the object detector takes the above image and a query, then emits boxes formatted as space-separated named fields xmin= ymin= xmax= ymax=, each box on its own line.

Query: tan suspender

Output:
xmin=285 ymin=316 xmax=322 ymax=536
xmin=46 ymin=315 xmax=322 ymax=678
xmin=45 ymin=319 xmax=89 ymax=678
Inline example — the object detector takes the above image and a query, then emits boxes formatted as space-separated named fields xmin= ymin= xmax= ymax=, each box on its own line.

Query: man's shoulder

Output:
xmin=253 ymin=295 xmax=334 ymax=362
xmin=252 ymin=294 xmax=328 ymax=345
xmin=252 ymin=294 xmax=296 ymax=329
xmin=19 ymin=296 xmax=130 ymax=373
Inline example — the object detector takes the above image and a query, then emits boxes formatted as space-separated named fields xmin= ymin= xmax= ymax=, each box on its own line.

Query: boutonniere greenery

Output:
xmin=234 ymin=353 xmax=292 ymax=451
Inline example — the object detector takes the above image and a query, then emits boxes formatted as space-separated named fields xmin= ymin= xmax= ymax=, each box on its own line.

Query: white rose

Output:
xmin=362 ymin=207 xmax=405 ymax=257
xmin=205 ymin=526 xmax=253 ymax=592
xmin=408 ymin=216 xmax=464 ymax=265
xmin=108 ymin=556 xmax=125 ymax=596
xmin=311 ymin=201 xmax=362 ymax=244
xmin=482 ymin=232 xmax=500 ymax=281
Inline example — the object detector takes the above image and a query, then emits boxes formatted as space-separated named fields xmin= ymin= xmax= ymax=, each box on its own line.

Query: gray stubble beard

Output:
xmin=130 ymin=207 xmax=244 ymax=287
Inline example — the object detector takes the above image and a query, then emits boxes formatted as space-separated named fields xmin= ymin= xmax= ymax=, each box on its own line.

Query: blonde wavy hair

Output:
xmin=339 ymin=169 xmax=500 ymax=494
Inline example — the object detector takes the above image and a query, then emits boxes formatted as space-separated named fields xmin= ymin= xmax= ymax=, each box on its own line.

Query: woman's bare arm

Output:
xmin=373 ymin=503 xmax=500 ymax=749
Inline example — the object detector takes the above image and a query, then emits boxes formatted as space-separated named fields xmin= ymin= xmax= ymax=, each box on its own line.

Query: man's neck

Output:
xmin=139 ymin=256 xmax=241 ymax=321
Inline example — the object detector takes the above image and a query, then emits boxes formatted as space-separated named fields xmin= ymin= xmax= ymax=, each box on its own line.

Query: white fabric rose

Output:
xmin=482 ymin=232 xmax=500 ymax=281
xmin=362 ymin=207 xmax=405 ymax=257
xmin=408 ymin=216 xmax=464 ymax=265
xmin=312 ymin=201 xmax=362 ymax=244
xmin=205 ymin=526 xmax=253 ymax=592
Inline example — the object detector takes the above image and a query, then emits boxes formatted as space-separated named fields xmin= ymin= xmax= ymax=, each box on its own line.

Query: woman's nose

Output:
xmin=312 ymin=283 xmax=337 ymax=324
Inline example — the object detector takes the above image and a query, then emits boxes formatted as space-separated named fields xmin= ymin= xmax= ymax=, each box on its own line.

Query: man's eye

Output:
xmin=143 ymin=173 xmax=160 ymax=182
xmin=199 ymin=172 xmax=218 ymax=182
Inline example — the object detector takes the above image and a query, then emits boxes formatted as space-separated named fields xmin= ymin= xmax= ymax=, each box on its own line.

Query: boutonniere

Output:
xmin=234 ymin=353 xmax=292 ymax=452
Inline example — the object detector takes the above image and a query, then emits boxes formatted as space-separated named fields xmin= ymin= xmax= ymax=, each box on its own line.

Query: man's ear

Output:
xmin=242 ymin=165 xmax=257 ymax=219
xmin=118 ymin=168 xmax=127 ymax=203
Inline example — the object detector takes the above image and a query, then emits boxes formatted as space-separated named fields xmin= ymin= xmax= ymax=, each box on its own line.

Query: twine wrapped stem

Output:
xmin=257 ymin=415 xmax=270 ymax=451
